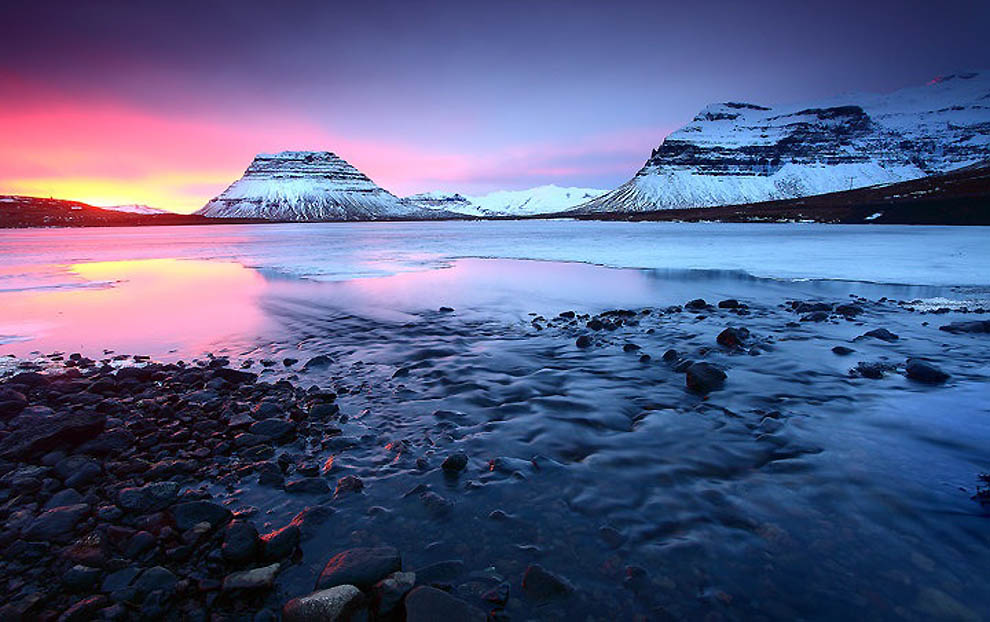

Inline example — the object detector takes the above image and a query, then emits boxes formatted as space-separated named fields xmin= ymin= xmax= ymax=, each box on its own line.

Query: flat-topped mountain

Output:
xmin=197 ymin=151 xmax=444 ymax=221
xmin=406 ymin=185 xmax=607 ymax=217
xmin=576 ymin=72 xmax=990 ymax=213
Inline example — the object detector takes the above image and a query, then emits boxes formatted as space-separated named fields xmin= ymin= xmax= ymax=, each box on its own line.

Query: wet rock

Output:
xmin=483 ymin=581 xmax=510 ymax=606
xmin=623 ymin=343 xmax=641 ymax=352
xmin=836 ymin=303 xmax=863 ymax=317
xmin=718 ymin=299 xmax=741 ymax=309
xmin=45 ymin=488 xmax=85 ymax=510
xmin=662 ymin=349 xmax=679 ymax=362
xmin=125 ymin=531 xmax=156 ymax=559
xmin=0 ymin=410 xmax=106 ymax=460
xmin=575 ymin=335 xmax=593 ymax=348
xmin=832 ymin=346 xmax=855 ymax=356
xmin=102 ymin=567 xmax=140 ymax=593
xmin=404 ymin=586 xmax=486 ymax=622
xmin=170 ymin=500 xmax=231 ymax=531
xmin=289 ymin=505 xmax=336 ymax=541
xmin=222 ymin=563 xmax=281 ymax=591
xmin=905 ymin=359 xmax=950 ymax=384
xmin=716 ymin=326 xmax=749 ymax=348
xmin=521 ymin=564 xmax=574 ymax=601
xmin=419 ymin=491 xmax=453 ymax=518
xmin=586 ymin=319 xmax=604 ymax=330
xmin=222 ymin=520 xmax=260 ymax=563
xmin=283 ymin=585 xmax=367 ymax=622
xmin=309 ymin=402 xmax=340 ymax=420
xmin=441 ymin=452 xmax=468 ymax=474
xmin=334 ymin=475 xmax=364 ymax=497
xmin=853 ymin=362 xmax=887 ymax=379
xmin=63 ymin=564 xmax=102 ymax=591
xmin=414 ymin=559 xmax=465 ymax=586
xmin=285 ymin=478 xmax=330 ymax=495
xmin=939 ymin=320 xmax=990 ymax=334
xmin=859 ymin=328 xmax=899 ymax=342
xmin=261 ymin=524 xmax=300 ymax=561
xmin=316 ymin=546 xmax=401 ymax=591
xmin=802 ymin=311 xmax=830 ymax=322
xmin=117 ymin=482 xmax=180 ymax=513
xmin=371 ymin=571 xmax=416 ymax=617
xmin=302 ymin=354 xmax=333 ymax=370
xmin=685 ymin=362 xmax=726 ymax=394
xmin=213 ymin=368 xmax=257 ymax=384
xmin=283 ymin=358 xmax=299 ymax=367
xmin=249 ymin=418 xmax=296 ymax=442
xmin=685 ymin=298 xmax=708 ymax=310
xmin=598 ymin=525 xmax=625 ymax=548
xmin=22 ymin=503 xmax=89 ymax=542
xmin=59 ymin=594 xmax=109 ymax=622
xmin=133 ymin=566 xmax=178 ymax=596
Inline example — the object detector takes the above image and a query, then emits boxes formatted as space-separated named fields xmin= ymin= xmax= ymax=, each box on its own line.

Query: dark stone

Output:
xmin=289 ymin=505 xmax=335 ymax=541
xmin=125 ymin=531 xmax=156 ymax=559
xmin=586 ymin=319 xmax=604 ymax=330
xmin=261 ymin=524 xmax=300 ymax=561
xmin=334 ymin=475 xmax=364 ymax=497
xmin=575 ymin=335 xmax=593 ymax=348
xmin=63 ymin=564 xmax=102 ymax=591
xmin=832 ymin=346 xmax=855 ymax=356
xmin=213 ymin=367 xmax=258 ymax=384
xmin=685 ymin=362 xmax=727 ymax=394
xmin=623 ymin=343 xmax=641 ymax=352
xmin=482 ymin=582 xmax=510 ymax=606
xmin=718 ymin=299 xmax=741 ymax=309
xmin=222 ymin=563 xmax=281 ymax=591
xmin=45 ymin=488 xmax=85 ymax=510
xmin=414 ymin=559 xmax=465 ymax=586
xmin=285 ymin=477 xmax=330 ymax=495
xmin=309 ymin=402 xmax=340 ymax=420
xmin=521 ymin=564 xmax=574 ymax=601
xmin=302 ymin=355 xmax=333 ymax=370
xmin=132 ymin=566 xmax=178 ymax=596
xmin=249 ymin=418 xmax=295 ymax=442
xmin=222 ymin=520 xmax=260 ymax=563
xmin=685 ymin=298 xmax=708 ymax=310
xmin=102 ymin=567 xmax=140 ymax=593
xmin=283 ymin=585 xmax=366 ymax=622
xmin=439 ymin=306 xmax=455 ymax=313
xmin=716 ymin=326 xmax=749 ymax=348
xmin=662 ymin=349 xmax=679 ymax=362
xmin=117 ymin=482 xmax=180 ymax=513
xmin=169 ymin=500 xmax=232 ymax=531
xmin=906 ymin=359 xmax=950 ymax=384
xmin=59 ymin=595 xmax=109 ymax=622
xmin=853 ymin=362 xmax=887 ymax=379
xmin=0 ymin=410 xmax=106 ymax=460
xmin=939 ymin=320 xmax=990 ymax=334
xmin=801 ymin=311 xmax=830 ymax=322
xmin=404 ymin=586 xmax=485 ymax=622
xmin=836 ymin=303 xmax=863 ymax=316
xmin=316 ymin=546 xmax=401 ymax=591
xmin=441 ymin=452 xmax=468 ymax=474
xmin=22 ymin=503 xmax=89 ymax=542
xmin=76 ymin=429 xmax=136 ymax=457
xmin=371 ymin=571 xmax=416 ymax=617
xmin=860 ymin=328 xmax=899 ymax=342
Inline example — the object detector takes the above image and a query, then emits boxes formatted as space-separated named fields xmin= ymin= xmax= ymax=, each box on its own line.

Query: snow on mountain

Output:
xmin=197 ymin=151 xmax=440 ymax=221
xmin=405 ymin=185 xmax=608 ymax=217
xmin=102 ymin=204 xmax=169 ymax=215
xmin=576 ymin=71 xmax=990 ymax=213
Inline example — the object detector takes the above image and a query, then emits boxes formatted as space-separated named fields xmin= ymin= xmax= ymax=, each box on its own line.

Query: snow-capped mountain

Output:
xmin=405 ymin=185 xmax=607 ymax=217
xmin=102 ymin=204 xmax=169 ymax=215
xmin=576 ymin=72 xmax=990 ymax=213
xmin=198 ymin=151 xmax=437 ymax=221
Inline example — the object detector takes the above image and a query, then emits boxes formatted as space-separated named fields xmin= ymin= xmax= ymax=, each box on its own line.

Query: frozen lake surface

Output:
xmin=1 ymin=221 xmax=989 ymax=620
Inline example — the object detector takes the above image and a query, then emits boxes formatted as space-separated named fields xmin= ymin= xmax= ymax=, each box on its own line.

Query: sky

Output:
xmin=2 ymin=0 xmax=988 ymax=213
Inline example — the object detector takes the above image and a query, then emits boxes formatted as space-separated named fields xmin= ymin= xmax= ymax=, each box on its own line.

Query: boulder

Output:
xmin=169 ymin=500 xmax=231 ymax=531
xmin=283 ymin=585 xmax=366 ymax=622
xmin=316 ymin=546 xmax=401 ymax=591
xmin=905 ymin=359 xmax=950 ymax=384
xmin=685 ymin=362 xmax=727 ymax=394
xmin=0 ymin=410 xmax=106 ymax=460
xmin=22 ymin=503 xmax=90 ymax=542
xmin=222 ymin=563 xmax=281 ymax=591
xmin=404 ymin=586 xmax=485 ymax=622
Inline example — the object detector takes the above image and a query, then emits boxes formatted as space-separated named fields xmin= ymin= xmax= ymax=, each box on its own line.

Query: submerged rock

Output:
xmin=404 ymin=586 xmax=486 ymax=622
xmin=521 ymin=564 xmax=574 ymax=601
xmin=905 ymin=359 xmax=950 ymax=384
xmin=685 ymin=362 xmax=727 ymax=393
xmin=939 ymin=320 xmax=990 ymax=334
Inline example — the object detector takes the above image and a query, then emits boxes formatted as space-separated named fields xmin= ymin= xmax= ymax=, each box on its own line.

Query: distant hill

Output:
xmin=101 ymin=204 xmax=170 ymax=215
xmin=0 ymin=196 xmax=260 ymax=228
xmin=404 ymin=185 xmax=607 ymax=217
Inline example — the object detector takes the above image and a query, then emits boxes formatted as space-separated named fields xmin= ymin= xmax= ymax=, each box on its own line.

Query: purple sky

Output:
xmin=2 ymin=0 xmax=988 ymax=211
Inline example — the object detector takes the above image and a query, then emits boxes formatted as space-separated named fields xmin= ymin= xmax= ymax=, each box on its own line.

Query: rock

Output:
xmin=169 ymin=500 xmax=232 ymax=531
xmin=334 ymin=475 xmax=364 ymax=497
xmin=404 ymin=586 xmax=485 ymax=622
xmin=125 ymin=531 xmax=156 ymax=559
xmin=441 ymin=452 xmax=468 ymax=474
xmin=0 ymin=410 xmax=106 ymax=460
xmin=249 ymin=418 xmax=296 ymax=442
xmin=316 ymin=546 xmax=401 ymax=591
xmin=801 ymin=311 xmax=830 ymax=322
xmin=521 ymin=564 xmax=574 ymax=601
xmin=371 ymin=571 xmax=415 ymax=617
xmin=623 ymin=342 xmax=641 ymax=352
xmin=213 ymin=368 xmax=258 ymax=384
xmin=222 ymin=520 xmax=260 ymax=563
xmin=282 ymin=585 xmax=366 ymax=622
xmin=685 ymin=298 xmax=708 ymax=310
xmin=63 ymin=564 xmax=102 ymax=591
xmin=853 ymin=362 xmax=887 ymax=379
xmin=414 ymin=559 xmax=464 ymax=586
xmin=117 ymin=482 xmax=180 ymax=513
xmin=289 ymin=505 xmax=335 ymax=541
xmin=309 ymin=402 xmax=340 ymax=420
xmin=261 ymin=524 xmax=300 ymax=561
xmin=716 ymin=326 xmax=749 ymax=348
xmin=102 ymin=567 xmax=140 ymax=592
xmin=251 ymin=401 xmax=284 ymax=419
xmin=905 ymin=359 xmax=950 ymax=384
xmin=718 ymin=299 xmax=741 ymax=309
xmin=685 ymin=362 xmax=726 ymax=394
xmin=303 ymin=355 xmax=334 ymax=370
xmin=835 ymin=303 xmax=863 ymax=316
xmin=22 ymin=503 xmax=89 ymax=542
xmin=662 ymin=349 xmax=679 ymax=362
xmin=483 ymin=582 xmax=510 ymax=606
xmin=59 ymin=594 xmax=109 ymax=622
xmin=860 ymin=328 xmax=899 ymax=342
xmin=939 ymin=320 xmax=990 ymax=334
xmin=285 ymin=477 xmax=331 ymax=495
xmin=222 ymin=563 xmax=281 ymax=591
xmin=45 ymin=488 xmax=85 ymax=510
xmin=575 ymin=335 xmax=593 ymax=348
xmin=133 ymin=566 xmax=178 ymax=596
xmin=832 ymin=346 xmax=855 ymax=356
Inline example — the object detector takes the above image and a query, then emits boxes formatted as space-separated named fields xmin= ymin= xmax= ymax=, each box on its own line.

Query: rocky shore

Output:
xmin=1 ymin=293 xmax=987 ymax=621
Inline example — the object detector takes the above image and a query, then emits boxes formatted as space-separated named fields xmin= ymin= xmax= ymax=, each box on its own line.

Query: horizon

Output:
xmin=3 ymin=0 xmax=989 ymax=213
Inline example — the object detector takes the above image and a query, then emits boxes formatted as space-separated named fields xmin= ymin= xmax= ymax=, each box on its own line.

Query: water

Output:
xmin=1 ymin=222 xmax=989 ymax=620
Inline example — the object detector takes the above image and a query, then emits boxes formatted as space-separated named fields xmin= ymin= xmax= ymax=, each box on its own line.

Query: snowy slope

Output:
xmin=405 ymin=185 xmax=607 ymax=217
xmin=198 ymin=151 xmax=438 ymax=221
xmin=102 ymin=204 xmax=169 ymax=215
xmin=577 ymin=72 xmax=990 ymax=213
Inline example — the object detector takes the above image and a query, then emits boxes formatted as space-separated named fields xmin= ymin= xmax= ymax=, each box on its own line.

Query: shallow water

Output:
xmin=1 ymin=222 xmax=989 ymax=620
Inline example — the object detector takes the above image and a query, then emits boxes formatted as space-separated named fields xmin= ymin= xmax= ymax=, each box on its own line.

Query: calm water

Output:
xmin=1 ymin=222 xmax=989 ymax=620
